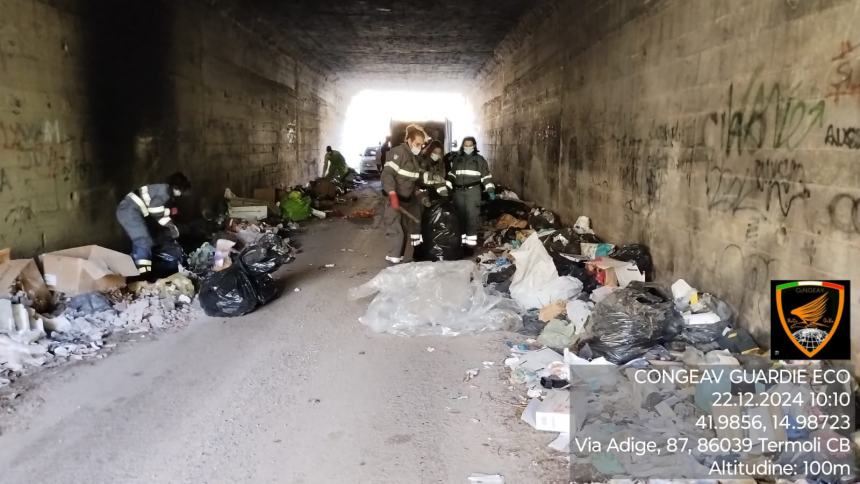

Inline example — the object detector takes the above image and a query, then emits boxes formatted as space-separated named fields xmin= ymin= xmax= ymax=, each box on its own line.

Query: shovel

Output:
xmin=395 ymin=207 xmax=420 ymax=224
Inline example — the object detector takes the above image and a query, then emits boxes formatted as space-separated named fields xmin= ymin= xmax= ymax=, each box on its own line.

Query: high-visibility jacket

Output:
xmin=125 ymin=183 xmax=174 ymax=227
xmin=447 ymin=152 xmax=494 ymax=192
xmin=382 ymin=143 xmax=428 ymax=199
xmin=419 ymin=155 xmax=449 ymax=197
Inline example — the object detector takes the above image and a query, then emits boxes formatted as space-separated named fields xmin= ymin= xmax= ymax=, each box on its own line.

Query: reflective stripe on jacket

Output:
xmin=447 ymin=152 xmax=494 ymax=191
xmin=125 ymin=183 xmax=174 ymax=224
xmin=381 ymin=144 xmax=428 ymax=199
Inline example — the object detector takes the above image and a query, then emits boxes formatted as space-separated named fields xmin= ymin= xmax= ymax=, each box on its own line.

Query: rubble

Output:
xmin=465 ymin=184 xmax=858 ymax=481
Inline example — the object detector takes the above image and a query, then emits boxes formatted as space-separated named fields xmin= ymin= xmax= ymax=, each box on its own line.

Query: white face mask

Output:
xmin=430 ymin=153 xmax=441 ymax=161
xmin=463 ymin=147 xmax=474 ymax=155
xmin=411 ymin=146 xmax=421 ymax=155
xmin=172 ymin=188 xmax=182 ymax=197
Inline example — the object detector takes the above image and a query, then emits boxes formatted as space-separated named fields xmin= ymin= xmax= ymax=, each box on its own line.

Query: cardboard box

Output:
xmin=586 ymin=257 xmax=644 ymax=288
xmin=0 ymin=259 xmax=51 ymax=310
xmin=535 ymin=390 xmax=571 ymax=432
xmin=41 ymin=245 xmax=138 ymax=296
xmin=253 ymin=188 xmax=277 ymax=205
xmin=228 ymin=205 xmax=268 ymax=221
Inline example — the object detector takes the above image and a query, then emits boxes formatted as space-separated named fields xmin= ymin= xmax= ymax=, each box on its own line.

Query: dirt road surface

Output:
xmin=0 ymin=187 xmax=567 ymax=483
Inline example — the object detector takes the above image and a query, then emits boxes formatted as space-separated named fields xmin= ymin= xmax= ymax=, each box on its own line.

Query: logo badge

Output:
xmin=771 ymin=280 xmax=850 ymax=360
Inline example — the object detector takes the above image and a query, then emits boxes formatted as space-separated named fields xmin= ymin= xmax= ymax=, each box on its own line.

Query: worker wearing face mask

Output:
xmin=381 ymin=124 xmax=429 ymax=264
xmin=115 ymin=172 xmax=191 ymax=277
xmin=418 ymin=140 xmax=449 ymax=202
xmin=448 ymin=137 xmax=494 ymax=248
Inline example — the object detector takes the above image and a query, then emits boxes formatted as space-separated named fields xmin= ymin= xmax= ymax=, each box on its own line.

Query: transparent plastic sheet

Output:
xmin=579 ymin=282 xmax=684 ymax=364
xmin=348 ymin=261 xmax=522 ymax=336
xmin=509 ymin=233 xmax=583 ymax=309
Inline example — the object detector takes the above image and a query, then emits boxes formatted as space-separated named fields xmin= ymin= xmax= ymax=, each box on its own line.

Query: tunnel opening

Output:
xmin=339 ymin=89 xmax=477 ymax=169
xmin=1 ymin=5 xmax=860 ymax=478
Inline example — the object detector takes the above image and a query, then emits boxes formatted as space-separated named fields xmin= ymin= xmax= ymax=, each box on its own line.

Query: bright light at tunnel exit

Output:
xmin=339 ymin=90 xmax=477 ymax=168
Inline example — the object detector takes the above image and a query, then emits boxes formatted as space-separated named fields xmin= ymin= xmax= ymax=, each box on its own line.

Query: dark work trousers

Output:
xmin=383 ymin=197 xmax=421 ymax=260
xmin=116 ymin=199 xmax=153 ymax=268
xmin=453 ymin=185 xmax=481 ymax=247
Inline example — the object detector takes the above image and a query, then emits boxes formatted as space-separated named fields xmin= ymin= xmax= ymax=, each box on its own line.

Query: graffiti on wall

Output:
xmin=0 ymin=119 xmax=74 ymax=174
xmin=716 ymin=75 xmax=825 ymax=155
xmin=824 ymin=124 xmax=860 ymax=149
xmin=0 ymin=167 xmax=9 ymax=193
xmin=706 ymin=158 xmax=810 ymax=217
xmin=826 ymin=40 xmax=860 ymax=103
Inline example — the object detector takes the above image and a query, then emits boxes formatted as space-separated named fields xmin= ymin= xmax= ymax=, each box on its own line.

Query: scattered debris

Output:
xmin=467 ymin=473 xmax=504 ymax=484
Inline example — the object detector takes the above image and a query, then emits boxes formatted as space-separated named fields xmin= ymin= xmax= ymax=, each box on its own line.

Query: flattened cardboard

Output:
xmin=228 ymin=205 xmax=268 ymax=221
xmin=0 ymin=259 xmax=51 ymax=310
xmin=41 ymin=245 xmax=138 ymax=296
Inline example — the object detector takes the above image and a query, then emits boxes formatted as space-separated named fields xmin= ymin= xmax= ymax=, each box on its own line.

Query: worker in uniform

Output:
xmin=115 ymin=172 xmax=191 ymax=277
xmin=418 ymin=140 xmax=449 ymax=204
xmin=381 ymin=124 xmax=429 ymax=264
xmin=447 ymin=136 xmax=495 ymax=249
xmin=322 ymin=145 xmax=348 ymax=180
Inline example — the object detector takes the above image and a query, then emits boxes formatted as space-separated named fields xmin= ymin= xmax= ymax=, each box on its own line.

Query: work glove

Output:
xmin=388 ymin=191 xmax=400 ymax=210
xmin=167 ymin=223 xmax=180 ymax=239
xmin=487 ymin=190 xmax=496 ymax=201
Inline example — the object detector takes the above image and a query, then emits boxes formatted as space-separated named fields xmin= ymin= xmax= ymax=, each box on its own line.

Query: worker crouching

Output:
xmin=116 ymin=172 xmax=191 ymax=277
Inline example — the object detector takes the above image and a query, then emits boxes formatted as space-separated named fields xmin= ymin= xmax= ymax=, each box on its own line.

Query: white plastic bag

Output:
xmin=349 ymin=261 xmax=521 ymax=336
xmin=509 ymin=234 xmax=582 ymax=309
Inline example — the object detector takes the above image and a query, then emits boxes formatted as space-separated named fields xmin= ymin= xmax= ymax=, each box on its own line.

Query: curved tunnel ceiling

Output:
xmin=208 ymin=0 xmax=536 ymax=84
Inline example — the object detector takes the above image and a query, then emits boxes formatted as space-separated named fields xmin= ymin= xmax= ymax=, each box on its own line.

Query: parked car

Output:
xmin=359 ymin=146 xmax=380 ymax=175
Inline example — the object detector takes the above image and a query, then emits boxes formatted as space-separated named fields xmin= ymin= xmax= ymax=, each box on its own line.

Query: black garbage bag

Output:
xmin=249 ymin=273 xmax=281 ymax=305
xmin=199 ymin=265 xmax=259 ymax=317
xmin=152 ymin=240 xmax=184 ymax=279
xmin=543 ymin=227 xmax=589 ymax=255
xmin=238 ymin=234 xmax=291 ymax=274
xmin=549 ymin=254 xmax=599 ymax=293
xmin=418 ymin=200 xmax=463 ymax=261
xmin=578 ymin=282 xmax=684 ymax=364
xmin=528 ymin=207 xmax=559 ymax=230
xmin=610 ymin=244 xmax=654 ymax=281
xmin=482 ymin=199 xmax=530 ymax=220
xmin=677 ymin=293 xmax=734 ymax=346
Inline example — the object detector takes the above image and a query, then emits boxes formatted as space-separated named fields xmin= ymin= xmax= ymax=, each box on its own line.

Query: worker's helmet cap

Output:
xmin=167 ymin=172 xmax=191 ymax=194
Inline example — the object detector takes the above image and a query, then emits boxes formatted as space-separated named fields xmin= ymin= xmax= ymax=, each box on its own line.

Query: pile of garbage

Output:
xmin=471 ymin=188 xmax=857 ymax=481
xmin=0 ymin=178 xmax=356 ymax=389
xmin=349 ymin=184 xmax=858 ymax=482
xmin=197 ymin=234 xmax=292 ymax=317
xmin=473 ymin=190 xmax=746 ymax=362
xmin=0 ymin=248 xmax=198 ymax=388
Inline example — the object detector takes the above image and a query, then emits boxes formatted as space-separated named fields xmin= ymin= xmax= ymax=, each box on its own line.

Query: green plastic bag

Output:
xmin=280 ymin=191 xmax=311 ymax=221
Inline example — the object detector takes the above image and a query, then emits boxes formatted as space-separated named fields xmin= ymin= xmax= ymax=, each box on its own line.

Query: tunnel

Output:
xmin=1 ymin=0 xmax=859 ymax=482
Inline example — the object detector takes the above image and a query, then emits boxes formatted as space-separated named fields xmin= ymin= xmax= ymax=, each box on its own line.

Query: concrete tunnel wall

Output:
xmin=474 ymin=0 xmax=860 ymax=370
xmin=0 ymin=0 xmax=344 ymax=256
